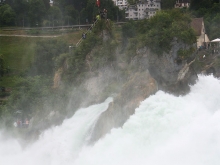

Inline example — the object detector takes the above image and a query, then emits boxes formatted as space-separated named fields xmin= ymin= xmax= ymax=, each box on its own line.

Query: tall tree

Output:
xmin=47 ymin=6 xmax=62 ymax=26
xmin=63 ymin=5 xmax=79 ymax=25
xmin=190 ymin=0 xmax=214 ymax=10
xmin=42 ymin=0 xmax=50 ymax=10
xmin=28 ymin=0 xmax=46 ymax=26
xmin=0 ymin=4 xmax=15 ymax=26
xmin=161 ymin=0 xmax=176 ymax=9
xmin=13 ymin=0 xmax=29 ymax=27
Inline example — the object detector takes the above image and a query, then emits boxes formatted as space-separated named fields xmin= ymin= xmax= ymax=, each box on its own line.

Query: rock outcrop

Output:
xmin=89 ymin=71 xmax=157 ymax=143
xmin=133 ymin=40 xmax=198 ymax=95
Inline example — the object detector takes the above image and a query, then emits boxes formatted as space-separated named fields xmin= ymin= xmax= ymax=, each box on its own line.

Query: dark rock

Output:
xmin=89 ymin=71 xmax=157 ymax=143
xmin=138 ymin=41 xmax=197 ymax=95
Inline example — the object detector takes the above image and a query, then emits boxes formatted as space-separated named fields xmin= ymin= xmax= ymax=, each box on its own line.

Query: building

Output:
xmin=50 ymin=0 xmax=53 ymax=6
xmin=174 ymin=0 xmax=190 ymax=8
xmin=112 ymin=0 xmax=116 ymax=5
xmin=112 ymin=0 xmax=128 ymax=10
xmin=0 ymin=0 xmax=6 ymax=4
xmin=191 ymin=18 xmax=210 ymax=48
xmin=125 ymin=0 xmax=161 ymax=20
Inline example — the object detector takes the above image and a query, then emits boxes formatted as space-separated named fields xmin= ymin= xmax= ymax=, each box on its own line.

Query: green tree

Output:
xmin=63 ymin=5 xmax=79 ymax=25
xmin=28 ymin=0 xmax=46 ymax=26
xmin=207 ymin=13 xmax=220 ymax=40
xmin=42 ymin=0 xmax=50 ymax=10
xmin=161 ymin=0 xmax=176 ymax=9
xmin=190 ymin=0 xmax=214 ymax=10
xmin=0 ymin=4 xmax=15 ymax=26
xmin=121 ymin=20 xmax=136 ymax=47
xmin=137 ymin=9 xmax=196 ymax=55
xmin=47 ymin=6 xmax=62 ymax=26
xmin=53 ymin=0 xmax=87 ymax=12
xmin=13 ymin=0 xmax=29 ymax=26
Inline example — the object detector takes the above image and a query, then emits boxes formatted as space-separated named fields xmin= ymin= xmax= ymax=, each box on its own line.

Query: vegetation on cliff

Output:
xmin=123 ymin=9 xmax=196 ymax=59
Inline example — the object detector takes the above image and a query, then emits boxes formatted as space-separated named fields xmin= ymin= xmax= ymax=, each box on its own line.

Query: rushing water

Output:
xmin=1 ymin=75 xmax=220 ymax=165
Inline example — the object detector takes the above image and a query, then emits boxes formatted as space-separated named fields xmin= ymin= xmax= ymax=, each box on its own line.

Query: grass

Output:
xmin=0 ymin=29 xmax=84 ymax=87
xmin=59 ymin=29 xmax=84 ymax=45
xmin=0 ymin=76 xmax=21 ymax=87
xmin=113 ymin=25 xmax=122 ymax=42
xmin=0 ymin=36 xmax=36 ymax=74
xmin=0 ymin=29 xmax=26 ymax=35
xmin=0 ymin=36 xmax=40 ymax=87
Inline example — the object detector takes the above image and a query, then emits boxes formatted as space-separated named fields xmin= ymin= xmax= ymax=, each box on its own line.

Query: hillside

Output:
xmin=0 ymin=28 xmax=83 ymax=85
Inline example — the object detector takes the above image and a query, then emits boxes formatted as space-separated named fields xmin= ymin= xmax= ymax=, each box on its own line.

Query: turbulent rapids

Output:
xmin=1 ymin=75 xmax=220 ymax=165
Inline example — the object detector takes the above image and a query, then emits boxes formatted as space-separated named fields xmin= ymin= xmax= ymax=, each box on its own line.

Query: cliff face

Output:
xmin=89 ymin=40 xmax=198 ymax=143
xmin=89 ymin=71 xmax=158 ymax=143
xmin=138 ymin=40 xmax=198 ymax=95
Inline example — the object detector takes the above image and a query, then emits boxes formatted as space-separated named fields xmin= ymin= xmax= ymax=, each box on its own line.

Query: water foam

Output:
xmin=0 ymin=97 xmax=113 ymax=165
xmin=1 ymin=75 xmax=220 ymax=165
xmin=74 ymin=75 xmax=220 ymax=165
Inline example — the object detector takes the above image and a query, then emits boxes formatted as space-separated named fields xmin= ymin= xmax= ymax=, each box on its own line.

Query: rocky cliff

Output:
xmin=89 ymin=39 xmax=199 ymax=143
xmin=138 ymin=40 xmax=198 ymax=95
xmin=89 ymin=71 xmax=157 ymax=143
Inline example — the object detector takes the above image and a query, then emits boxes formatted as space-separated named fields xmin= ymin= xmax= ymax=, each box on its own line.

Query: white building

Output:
xmin=174 ymin=0 xmax=190 ymax=8
xmin=112 ymin=0 xmax=128 ymax=10
xmin=50 ymin=0 xmax=53 ymax=6
xmin=125 ymin=0 xmax=161 ymax=20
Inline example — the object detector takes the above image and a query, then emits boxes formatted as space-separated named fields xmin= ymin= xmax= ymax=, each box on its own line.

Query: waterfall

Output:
xmin=1 ymin=75 xmax=220 ymax=165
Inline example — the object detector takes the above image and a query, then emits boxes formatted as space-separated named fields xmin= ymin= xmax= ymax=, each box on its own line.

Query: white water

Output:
xmin=1 ymin=75 xmax=220 ymax=165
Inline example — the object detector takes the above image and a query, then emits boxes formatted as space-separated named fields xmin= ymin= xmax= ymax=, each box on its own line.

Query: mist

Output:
xmin=0 ymin=75 xmax=220 ymax=165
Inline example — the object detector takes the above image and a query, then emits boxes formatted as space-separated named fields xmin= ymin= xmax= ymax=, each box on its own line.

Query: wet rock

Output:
xmin=89 ymin=71 xmax=157 ymax=143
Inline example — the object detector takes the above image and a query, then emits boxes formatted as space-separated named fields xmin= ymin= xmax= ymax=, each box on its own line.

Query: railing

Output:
xmin=75 ymin=19 xmax=99 ymax=47
xmin=1 ymin=22 xmax=126 ymax=31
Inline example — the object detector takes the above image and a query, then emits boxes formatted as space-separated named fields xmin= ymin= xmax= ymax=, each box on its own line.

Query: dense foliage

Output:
xmin=63 ymin=19 xmax=116 ymax=84
xmin=0 ymin=4 xmax=15 ymax=26
xmin=123 ymin=9 xmax=196 ymax=56
xmin=0 ymin=0 xmax=124 ymax=27
xmin=190 ymin=0 xmax=219 ymax=10
xmin=161 ymin=0 xmax=176 ymax=9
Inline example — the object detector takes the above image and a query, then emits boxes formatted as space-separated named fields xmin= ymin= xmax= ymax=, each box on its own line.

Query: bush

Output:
xmin=126 ymin=9 xmax=197 ymax=56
